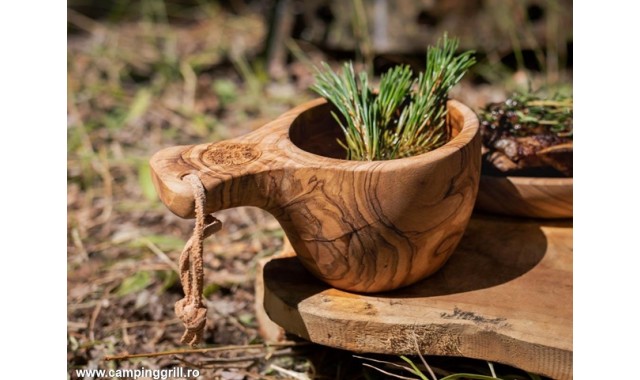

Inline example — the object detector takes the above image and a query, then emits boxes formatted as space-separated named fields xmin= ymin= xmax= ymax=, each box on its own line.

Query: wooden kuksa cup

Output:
xmin=150 ymin=98 xmax=481 ymax=292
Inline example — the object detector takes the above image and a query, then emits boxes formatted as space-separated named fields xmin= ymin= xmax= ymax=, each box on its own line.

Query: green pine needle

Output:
xmin=479 ymin=91 xmax=573 ymax=138
xmin=311 ymin=34 xmax=475 ymax=161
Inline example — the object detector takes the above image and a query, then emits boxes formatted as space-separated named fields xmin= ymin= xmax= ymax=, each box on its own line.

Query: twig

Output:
xmin=122 ymin=326 xmax=131 ymax=346
xmin=104 ymin=318 xmax=181 ymax=333
xmin=238 ymin=370 xmax=269 ymax=380
xmin=71 ymin=227 xmax=89 ymax=261
xmin=175 ymin=348 xmax=295 ymax=370
xmin=200 ymin=348 xmax=293 ymax=364
xmin=88 ymin=283 xmax=117 ymax=341
xmin=413 ymin=332 xmax=437 ymax=380
xmin=353 ymin=355 xmax=417 ymax=375
xmin=205 ymin=362 xmax=254 ymax=370
xmin=352 ymin=0 xmax=374 ymax=76
xmin=361 ymin=363 xmax=419 ymax=380
xmin=180 ymin=61 xmax=197 ymax=113
xmin=487 ymin=361 xmax=497 ymax=378
xmin=104 ymin=342 xmax=309 ymax=361
xmin=141 ymin=238 xmax=180 ymax=273
xmin=67 ymin=8 xmax=103 ymax=33
xmin=269 ymin=364 xmax=310 ymax=380
xmin=284 ymin=38 xmax=314 ymax=70
xmin=93 ymin=147 xmax=114 ymax=227
xmin=67 ymin=82 xmax=95 ymax=156
xmin=67 ymin=320 xmax=87 ymax=331
xmin=265 ymin=0 xmax=294 ymax=78
xmin=88 ymin=300 xmax=103 ymax=342
xmin=68 ymin=300 xmax=102 ymax=311
xmin=174 ymin=356 xmax=205 ymax=369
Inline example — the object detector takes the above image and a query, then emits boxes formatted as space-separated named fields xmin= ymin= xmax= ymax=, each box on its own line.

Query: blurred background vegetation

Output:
xmin=67 ymin=1 xmax=571 ymax=378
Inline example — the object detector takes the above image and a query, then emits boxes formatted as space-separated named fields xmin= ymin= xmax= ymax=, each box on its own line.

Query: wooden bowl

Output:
xmin=150 ymin=98 xmax=481 ymax=293
xmin=475 ymin=175 xmax=573 ymax=218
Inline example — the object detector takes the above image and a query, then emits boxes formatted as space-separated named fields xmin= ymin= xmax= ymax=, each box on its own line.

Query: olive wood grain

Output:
xmin=150 ymin=99 xmax=481 ymax=292
xmin=255 ymin=238 xmax=296 ymax=343
xmin=476 ymin=176 xmax=572 ymax=218
xmin=259 ymin=215 xmax=573 ymax=379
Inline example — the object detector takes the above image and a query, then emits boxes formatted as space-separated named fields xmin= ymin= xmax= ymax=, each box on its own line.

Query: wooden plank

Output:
xmin=260 ymin=215 xmax=573 ymax=379
xmin=476 ymin=175 xmax=573 ymax=219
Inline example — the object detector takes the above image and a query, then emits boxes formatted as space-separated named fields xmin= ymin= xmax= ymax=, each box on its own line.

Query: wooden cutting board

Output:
xmin=256 ymin=214 xmax=573 ymax=379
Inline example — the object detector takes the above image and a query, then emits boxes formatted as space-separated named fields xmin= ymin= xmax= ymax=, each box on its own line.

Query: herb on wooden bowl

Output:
xmin=479 ymin=92 xmax=573 ymax=177
xmin=311 ymin=35 xmax=475 ymax=161
xmin=475 ymin=91 xmax=573 ymax=218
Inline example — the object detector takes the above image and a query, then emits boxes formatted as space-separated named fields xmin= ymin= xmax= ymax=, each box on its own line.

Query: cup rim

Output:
xmin=281 ymin=98 xmax=480 ymax=169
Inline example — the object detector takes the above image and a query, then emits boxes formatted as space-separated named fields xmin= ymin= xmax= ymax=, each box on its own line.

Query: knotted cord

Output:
xmin=175 ymin=173 xmax=221 ymax=346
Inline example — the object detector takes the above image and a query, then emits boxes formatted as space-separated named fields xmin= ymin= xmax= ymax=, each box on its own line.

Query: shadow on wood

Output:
xmin=395 ymin=214 xmax=548 ymax=297
xmin=260 ymin=215 xmax=572 ymax=379
xmin=475 ymin=174 xmax=573 ymax=219
xmin=264 ymin=215 xmax=548 ymax=301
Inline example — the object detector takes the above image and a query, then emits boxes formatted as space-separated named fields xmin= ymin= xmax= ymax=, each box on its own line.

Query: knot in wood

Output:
xmin=202 ymin=143 xmax=260 ymax=166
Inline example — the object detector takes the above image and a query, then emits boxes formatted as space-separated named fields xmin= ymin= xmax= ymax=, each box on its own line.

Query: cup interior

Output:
xmin=288 ymin=101 xmax=467 ymax=160
xmin=288 ymin=103 xmax=347 ymax=159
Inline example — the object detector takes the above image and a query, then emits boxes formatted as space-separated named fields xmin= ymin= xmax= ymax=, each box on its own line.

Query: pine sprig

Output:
xmin=311 ymin=35 xmax=476 ymax=161
xmin=480 ymin=92 xmax=573 ymax=138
